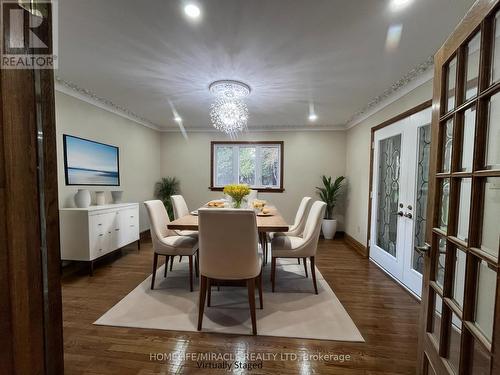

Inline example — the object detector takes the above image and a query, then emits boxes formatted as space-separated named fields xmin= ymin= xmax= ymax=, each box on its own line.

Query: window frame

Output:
xmin=210 ymin=141 xmax=284 ymax=192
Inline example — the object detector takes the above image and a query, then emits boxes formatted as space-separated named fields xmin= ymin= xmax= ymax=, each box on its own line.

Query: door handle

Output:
xmin=397 ymin=211 xmax=404 ymax=216
xmin=404 ymin=212 xmax=413 ymax=219
xmin=415 ymin=243 xmax=431 ymax=255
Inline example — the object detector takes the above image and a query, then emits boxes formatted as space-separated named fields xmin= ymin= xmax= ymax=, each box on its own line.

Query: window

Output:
xmin=210 ymin=141 xmax=283 ymax=192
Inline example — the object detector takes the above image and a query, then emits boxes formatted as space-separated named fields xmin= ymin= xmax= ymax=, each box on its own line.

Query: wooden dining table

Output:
xmin=167 ymin=206 xmax=289 ymax=265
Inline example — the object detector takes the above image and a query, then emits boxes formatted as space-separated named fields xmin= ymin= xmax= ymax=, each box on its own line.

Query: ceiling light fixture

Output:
xmin=308 ymin=113 xmax=318 ymax=122
xmin=209 ymin=80 xmax=251 ymax=136
xmin=174 ymin=115 xmax=182 ymax=123
xmin=389 ymin=0 xmax=413 ymax=12
xmin=184 ymin=3 xmax=201 ymax=19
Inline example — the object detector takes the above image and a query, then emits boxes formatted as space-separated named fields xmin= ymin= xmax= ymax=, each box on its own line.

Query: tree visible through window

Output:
xmin=211 ymin=142 xmax=283 ymax=191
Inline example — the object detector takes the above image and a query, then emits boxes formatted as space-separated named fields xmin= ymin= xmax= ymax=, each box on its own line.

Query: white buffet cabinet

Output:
xmin=60 ymin=203 xmax=140 ymax=274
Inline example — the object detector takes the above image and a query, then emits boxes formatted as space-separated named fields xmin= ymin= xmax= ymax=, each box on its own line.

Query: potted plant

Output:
xmin=154 ymin=177 xmax=180 ymax=220
xmin=223 ymin=184 xmax=251 ymax=208
xmin=316 ymin=175 xmax=345 ymax=239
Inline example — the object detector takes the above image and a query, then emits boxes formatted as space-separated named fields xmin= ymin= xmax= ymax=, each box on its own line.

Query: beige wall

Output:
xmin=160 ymin=131 xmax=347 ymax=227
xmin=55 ymin=92 xmax=161 ymax=231
xmin=344 ymin=79 xmax=434 ymax=245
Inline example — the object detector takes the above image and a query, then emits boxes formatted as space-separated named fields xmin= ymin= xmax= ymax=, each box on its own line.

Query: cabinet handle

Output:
xmin=130 ymin=216 xmax=134 ymax=218
xmin=98 ymin=223 xmax=102 ymax=226
xmin=99 ymin=234 xmax=103 ymax=237
xmin=130 ymin=225 xmax=135 ymax=227
xmin=115 ymin=228 xmax=120 ymax=231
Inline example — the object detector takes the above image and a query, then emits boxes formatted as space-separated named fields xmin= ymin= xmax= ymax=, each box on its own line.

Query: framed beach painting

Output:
xmin=63 ymin=135 xmax=120 ymax=186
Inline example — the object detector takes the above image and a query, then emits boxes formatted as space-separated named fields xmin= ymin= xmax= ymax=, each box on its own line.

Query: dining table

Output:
xmin=167 ymin=205 xmax=289 ymax=265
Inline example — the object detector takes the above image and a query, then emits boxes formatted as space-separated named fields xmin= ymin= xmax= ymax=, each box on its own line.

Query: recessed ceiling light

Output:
xmin=308 ymin=113 xmax=318 ymax=122
xmin=184 ymin=4 xmax=201 ymax=19
xmin=389 ymin=0 xmax=413 ymax=12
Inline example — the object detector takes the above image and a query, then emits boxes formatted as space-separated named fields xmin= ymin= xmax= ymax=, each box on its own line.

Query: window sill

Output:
xmin=209 ymin=187 xmax=285 ymax=193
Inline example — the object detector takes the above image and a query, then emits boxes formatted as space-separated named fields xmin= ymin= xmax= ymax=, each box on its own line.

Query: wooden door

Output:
xmin=418 ymin=1 xmax=500 ymax=374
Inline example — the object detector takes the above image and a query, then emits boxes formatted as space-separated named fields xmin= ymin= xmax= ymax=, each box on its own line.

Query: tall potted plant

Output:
xmin=316 ymin=175 xmax=345 ymax=239
xmin=154 ymin=177 xmax=180 ymax=220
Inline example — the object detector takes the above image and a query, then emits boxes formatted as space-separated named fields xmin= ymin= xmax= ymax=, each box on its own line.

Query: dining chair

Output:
xmin=144 ymin=200 xmax=199 ymax=292
xmin=246 ymin=189 xmax=258 ymax=206
xmin=270 ymin=201 xmax=326 ymax=294
xmin=269 ymin=196 xmax=311 ymax=275
xmin=197 ymin=208 xmax=263 ymax=335
xmin=170 ymin=195 xmax=198 ymax=271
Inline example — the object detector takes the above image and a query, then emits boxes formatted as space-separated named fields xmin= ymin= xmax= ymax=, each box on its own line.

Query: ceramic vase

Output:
xmin=74 ymin=189 xmax=91 ymax=208
xmin=95 ymin=191 xmax=106 ymax=206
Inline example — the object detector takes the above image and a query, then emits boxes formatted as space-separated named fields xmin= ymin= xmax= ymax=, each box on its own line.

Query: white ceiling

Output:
xmin=57 ymin=0 xmax=475 ymax=131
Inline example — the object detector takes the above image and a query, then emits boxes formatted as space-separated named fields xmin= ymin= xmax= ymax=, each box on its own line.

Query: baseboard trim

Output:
xmin=344 ymin=234 xmax=368 ymax=258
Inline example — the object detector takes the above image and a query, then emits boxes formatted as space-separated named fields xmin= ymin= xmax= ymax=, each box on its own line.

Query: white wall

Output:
xmin=344 ymin=79 xmax=434 ymax=245
xmin=160 ymin=131 xmax=347 ymax=227
xmin=55 ymin=92 xmax=161 ymax=231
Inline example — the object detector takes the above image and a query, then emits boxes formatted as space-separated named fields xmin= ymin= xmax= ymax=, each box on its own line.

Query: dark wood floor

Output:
xmin=62 ymin=238 xmax=421 ymax=374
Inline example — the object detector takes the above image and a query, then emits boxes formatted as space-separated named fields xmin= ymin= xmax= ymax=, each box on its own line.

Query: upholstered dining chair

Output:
xmin=269 ymin=196 xmax=311 ymax=275
xmin=246 ymin=189 xmax=258 ymax=206
xmin=270 ymin=201 xmax=326 ymax=294
xmin=144 ymin=200 xmax=199 ymax=292
xmin=170 ymin=195 xmax=198 ymax=271
xmin=197 ymin=208 xmax=263 ymax=335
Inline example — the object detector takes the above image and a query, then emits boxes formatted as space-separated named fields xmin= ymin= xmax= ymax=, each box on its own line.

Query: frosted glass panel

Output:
xmin=446 ymin=57 xmax=457 ymax=112
xmin=492 ymin=11 xmax=500 ymax=83
xmin=481 ymin=178 xmax=500 ymax=259
xmin=460 ymin=106 xmax=476 ymax=172
xmin=448 ymin=313 xmax=462 ymax=373
xmin=439 ymin=179 xmax=450 ymax=232
xmin=457 ymin=179 xmax=472 ymax=242
xmin=453 ymin=249 xmax=466 ymax=309
xmin=436 ymin=238 xmax=446 ymax=289
xmin=486 ymin=93 xmax=500 ymax=169
xmin=475 ymin=260 xmax=496 ymax=342
xmin=471 ymin=338 xmax=490 ymax=375
xmin=442 ymin=120 xmax=454 ymax=173
xmin=431 ymin=292 xmax=443 ymax=344
xmin=376 ymin=135 xmax=401 ymax=257
xmin=465 ymin=33 xmax=481 ymax=100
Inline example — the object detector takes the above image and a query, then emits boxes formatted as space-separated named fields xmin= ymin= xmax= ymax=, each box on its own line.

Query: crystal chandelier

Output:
xmin=209 ymin=80 xmax=251 ymax=136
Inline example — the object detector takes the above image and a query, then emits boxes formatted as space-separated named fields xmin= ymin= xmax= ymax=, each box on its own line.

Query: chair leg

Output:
xmin=207 ymin=278 xmax=212 ymax=307
xmin=164 ymin=256 xmax=169 ymax=278
xmin=303 ymin=257 xmax=308 ymax=278
xmin=188 ymin=255 xmax=194 ymax=292
xmin=271 ymin=257 xmax=276 ymax=292
xmin=151 ymin=253 xmax=158 ymax=290
xmin=257 ymin=272 xmax=263 ymax=309
xmin=179 ymin=256 xmax=183 ymax=263
xmin=194 ymin=252 xmax=199 ymax=278
xmin=310 ymin=256 xmax=318 ymax=295
xmin=197 ymin=275 xmax=207 ymax=331
xmin=247 ymin=279 xmax=257 ymax=335
xmin=170 ymin=256 xmax=174 ymax=271
xmin=297 ymin=258 xmax=300 ymax=265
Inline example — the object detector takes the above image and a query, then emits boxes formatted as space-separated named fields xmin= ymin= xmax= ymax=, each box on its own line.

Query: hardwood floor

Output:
xmin=62 ymin=238 xmax=421 ymax=374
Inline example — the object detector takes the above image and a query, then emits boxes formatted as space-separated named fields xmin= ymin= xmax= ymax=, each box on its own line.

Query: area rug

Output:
xmin=94 ymin=258 xmax=364 ymax=342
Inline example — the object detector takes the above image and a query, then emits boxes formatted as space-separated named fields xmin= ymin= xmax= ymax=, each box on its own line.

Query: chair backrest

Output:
xmin=171 ymin=195 xmax=190 ymax=219
xmin=302 ymin=201 xmax=327 ymax=243
xmin=246 ymin=189 xmax=258 ymax=206
xmin=144 ymin=200 xmax=174 ymax=249
xmin=198 ymin=208 xmax=260 ymax=280
xmin=289 ymin=197 xmax=312 ymax=234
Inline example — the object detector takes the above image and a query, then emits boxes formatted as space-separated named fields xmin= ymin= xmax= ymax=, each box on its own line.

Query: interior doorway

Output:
xmin=369 ymin=104 xmax=432 ymax=298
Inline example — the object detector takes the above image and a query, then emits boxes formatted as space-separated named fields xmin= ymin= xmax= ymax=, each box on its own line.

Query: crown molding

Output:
xmin=345 ymin=56 xmax=434 ymax=129
xmin=161 ymin=124 xmax=345 ymax=133
xmin=54 ymin=77 xmax=163 ymax=131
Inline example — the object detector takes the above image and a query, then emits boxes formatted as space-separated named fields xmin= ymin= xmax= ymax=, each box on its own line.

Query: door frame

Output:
xmin=366 ymin=99 xmax=432 ymax=261
xmin=418 ymin=0 xmax=500 ymax=374
xmin=0 ymin=1 xmax=63 ymax=373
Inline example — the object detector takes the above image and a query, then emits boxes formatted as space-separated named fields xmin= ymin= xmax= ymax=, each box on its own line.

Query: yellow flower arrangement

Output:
xmin=223 ymin=184 xmax=251 ymax=208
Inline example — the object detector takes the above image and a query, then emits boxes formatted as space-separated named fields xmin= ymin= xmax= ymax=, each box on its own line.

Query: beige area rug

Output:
xmin=94 ymin=258 xmax=364 ymax=342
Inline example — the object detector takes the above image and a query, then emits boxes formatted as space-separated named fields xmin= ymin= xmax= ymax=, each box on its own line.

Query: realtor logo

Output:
xmin=1 ymin=1 xmax=58 ymax=69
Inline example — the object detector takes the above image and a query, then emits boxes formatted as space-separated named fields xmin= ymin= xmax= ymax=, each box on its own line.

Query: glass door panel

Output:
xmin=486 ymin=93 xmax=500 ymax=169
xmin=442 ymin=119 xmax=454 ymax=172
xmin=448 ymin=314 xmax=463 ymax=373
xmin=474 ymin=260 xmax=497 ymax=342
xmin=492 ymin=11 xmax=500 ymax=84
xmin=439 ymin=179 xmax=451 ymax=232
xmin=471 ymin=338 xmax=491 ymax=375
xmin=453 ymin=248 xmax=467 ymax=309
xmin=435 ymin=238 xmax=447 ymax=289
xmin=446 ymin=57 xmax=458 ymax=112
xmin=456 ymin=179 xmax=472 ymax=242
xmin=465 ymin=33 xmax=481 ymax=100
xmin=481 ymin=177 xmax=500 ymax=259
xmin=460 ymin=106 xmax=476 ymax=172
xmin=376 ymin=135 xmax=401 ymax=256
xmin=431 ymin=292 xmax=443 ymax=345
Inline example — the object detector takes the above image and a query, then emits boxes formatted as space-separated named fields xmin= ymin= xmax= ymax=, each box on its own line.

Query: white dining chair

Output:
xmin=270 ymin=201 xmax=326 ymax=294
xmin=197 ymin=208 xmax=262 ymax=335
xmin=246 ymin=189 xmax=258 ymax=206
xmin=170 ymin=195 xmax=198 ymax=270
xmin=144 ymin=200 xmax=199 ymax=292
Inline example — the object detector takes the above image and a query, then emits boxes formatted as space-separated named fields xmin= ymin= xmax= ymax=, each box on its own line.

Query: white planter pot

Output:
xmin=322 ymin=219 xmax=337 ymax=240
xmin=95 ymin=191 xmax=106 ymax=206
xmin=74 ymin=189 xmax=91 ymax=208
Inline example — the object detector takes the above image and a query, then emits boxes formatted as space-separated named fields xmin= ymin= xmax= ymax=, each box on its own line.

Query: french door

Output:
xmin=370 ymin=107 xmax=432 ymax=297
xmin=419 ymin=1 xmax=500 ymax=374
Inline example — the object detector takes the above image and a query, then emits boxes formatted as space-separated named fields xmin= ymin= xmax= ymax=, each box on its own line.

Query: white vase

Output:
xmin=74 ymin=189 xmax=91 ymax=208
xmin=111 ymin=190 xmax=123 ymax=203
xmin=95 ymin=191 xmax=106 ymax=206
xmin=322 ymin=219 xmax=337 ymax=240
